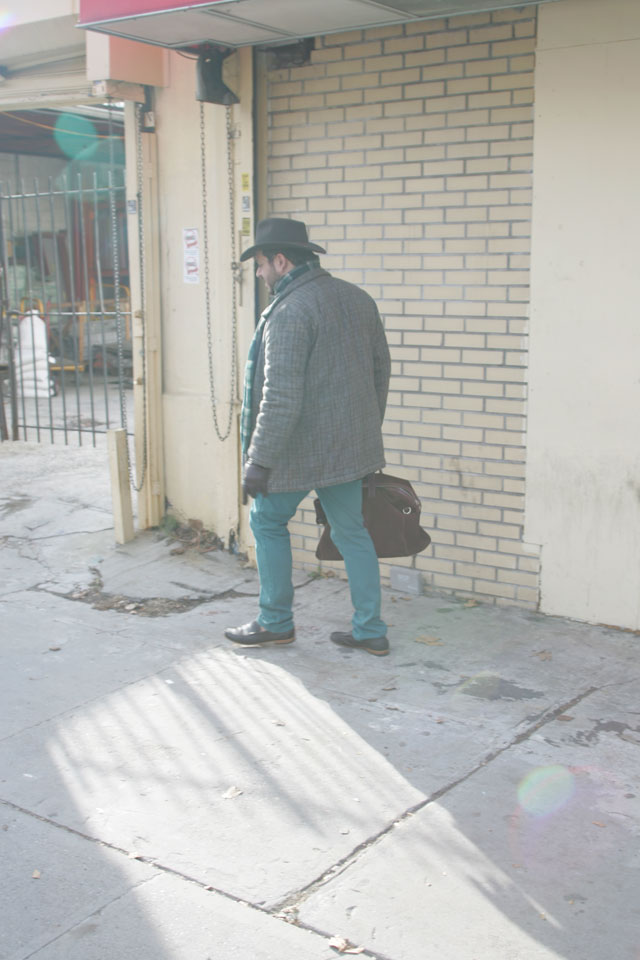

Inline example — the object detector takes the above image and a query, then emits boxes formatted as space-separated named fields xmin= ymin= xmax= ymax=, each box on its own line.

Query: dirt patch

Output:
xmin=161 ymin=518 xmax=230 ymax=556
xmin=59 ymin=571 xmax=247 ymax=617
xmin=0 ymin=496 xmax=33 ymax=517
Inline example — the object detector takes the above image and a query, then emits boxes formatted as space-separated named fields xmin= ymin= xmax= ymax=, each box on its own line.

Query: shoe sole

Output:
xmin=331 ymin=639 xmax=389 ymax=656
xmin=228 ymin=635 xmax=295 ymax=647
xmin=350 ymin=645 xmax=389 ymax=656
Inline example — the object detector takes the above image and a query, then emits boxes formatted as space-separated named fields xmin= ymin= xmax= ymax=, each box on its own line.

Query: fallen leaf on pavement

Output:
xmin=222 ymin=786 xmax=243 ymax=800
xmin=329 ymin=937 xmax=364 ymax=954
xmin=329 ymin=937 xmax=349 ymax=952
xmin=274 ymin=906 xmax=298 ymax=922
xmin=415 ymin=635 xmax=443 ymax=646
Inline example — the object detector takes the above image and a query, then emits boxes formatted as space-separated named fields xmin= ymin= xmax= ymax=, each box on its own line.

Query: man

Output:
xmin=224 ymin=218 xmax=391 ymax=656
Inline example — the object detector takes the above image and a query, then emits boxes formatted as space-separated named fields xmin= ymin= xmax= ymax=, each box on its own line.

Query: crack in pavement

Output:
xmin=31 ymin=574 xmax=317 ymax=617
xmin=0 ymin=527 xmax=113 ymax=544
xmin=35 ymin=583 xmax=255 ymax=616
xmin=1 ymin=681 xmax=616 ymax=960
xmin=28 ymin=566 xmax=256 ymax=616
xmin=0 ymin=797 xmax=385 ymax=960
xmin=269 ymin=682 xmax=603 ymax=916
xmin=18 ymin=872 xmax=161 ymax=960
xmin=0 ymin=655 xmax=206 ymax=744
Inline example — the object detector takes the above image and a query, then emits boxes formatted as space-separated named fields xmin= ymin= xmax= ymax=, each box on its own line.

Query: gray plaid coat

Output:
xmin=247 ymin=266 xmax=391 ymax=493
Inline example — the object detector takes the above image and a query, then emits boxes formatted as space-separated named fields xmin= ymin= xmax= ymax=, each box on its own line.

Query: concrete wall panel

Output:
xmin=526 ymin=0 xmax=640 ymax=628
xmin=153 ymin=50 xmax=255 ymax=541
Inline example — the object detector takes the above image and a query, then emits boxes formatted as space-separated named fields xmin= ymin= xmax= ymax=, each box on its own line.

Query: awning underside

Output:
xmin=77 ymin=0 xmax=551 ymax=50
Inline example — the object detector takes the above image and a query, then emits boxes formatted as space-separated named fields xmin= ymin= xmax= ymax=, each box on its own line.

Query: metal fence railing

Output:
xmin=0 ymin=172 xmax=132 ymax=446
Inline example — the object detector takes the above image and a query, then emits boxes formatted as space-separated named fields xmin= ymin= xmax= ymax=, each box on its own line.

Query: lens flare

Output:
xmin=517 ymin=764 xmax=576 ymax=817
xmin=54 ymin=113 xmax=99 ymax=160
xmin=0 ymin=11 xmax=16 ymax=31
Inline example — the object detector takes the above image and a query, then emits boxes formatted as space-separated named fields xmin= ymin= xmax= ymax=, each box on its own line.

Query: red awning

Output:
xmin=77 ymin=0 xmax=548 ymax=50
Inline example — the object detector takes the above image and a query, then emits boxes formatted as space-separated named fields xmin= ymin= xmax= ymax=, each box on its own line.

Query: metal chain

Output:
xmin=108 ymin=99 xmax=126 ymax=446
xmin=109 ymin=103 xmax=147 ymax=491
xmin=200 ymin=101 xmax=239 ymax=442
xmin=226 ymin=103 xmax=240 ymax=402
xmin=122 ymin=103 xmax=149 ymax=492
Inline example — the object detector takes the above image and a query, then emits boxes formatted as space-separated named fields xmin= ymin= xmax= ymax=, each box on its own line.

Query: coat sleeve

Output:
xmin=247 ymin=304 xmax=313 ymax=468
xmin=373 ymin=310 xmax=391 ymax=421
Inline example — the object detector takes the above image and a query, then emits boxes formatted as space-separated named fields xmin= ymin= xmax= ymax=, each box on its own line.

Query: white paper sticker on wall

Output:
xmin=183 ymin=227 xmax=199 ymax=251
xmin=184 ymin=255 xmax=200 ymax=284
xmin=183 ymin=228 xmax=200 ymax=284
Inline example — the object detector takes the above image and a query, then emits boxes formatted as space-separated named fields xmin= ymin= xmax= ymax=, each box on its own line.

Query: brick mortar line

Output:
xmin=266 ymin=21 xmax=535 ymax=599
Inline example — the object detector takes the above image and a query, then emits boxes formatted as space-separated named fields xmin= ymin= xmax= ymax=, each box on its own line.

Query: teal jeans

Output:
xmin=249 ymin=478 xmax=387 ymax=640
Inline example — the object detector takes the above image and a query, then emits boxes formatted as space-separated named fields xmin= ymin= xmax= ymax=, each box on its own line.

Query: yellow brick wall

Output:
xmin=265 ymin=8 xmax=541 ymax=609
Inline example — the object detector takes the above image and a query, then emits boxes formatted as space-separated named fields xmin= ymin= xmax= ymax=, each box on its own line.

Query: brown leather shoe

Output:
xmin=225 ymin=620 xmax=295 ymax=647
xmin=330 ymin=631 xmax=389 ymax=656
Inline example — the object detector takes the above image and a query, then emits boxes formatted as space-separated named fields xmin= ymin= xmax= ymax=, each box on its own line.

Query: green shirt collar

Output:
xmin=273 ymin=256 xmax=320 ymax=297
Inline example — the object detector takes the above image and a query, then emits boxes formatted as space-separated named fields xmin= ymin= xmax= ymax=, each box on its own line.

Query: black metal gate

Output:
xmin=0 ymin=170 xmax=132 ymax=446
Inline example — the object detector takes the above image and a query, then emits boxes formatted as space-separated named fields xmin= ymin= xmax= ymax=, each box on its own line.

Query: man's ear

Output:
xmin=274 ymin=252 xmax=291 ymax=275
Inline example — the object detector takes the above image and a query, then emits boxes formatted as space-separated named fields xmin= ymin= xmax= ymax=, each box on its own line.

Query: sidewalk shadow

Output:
xmin=2 ymin=444 xmax=638 ymax=960
xmin=214 ymin=578 xmax=640 ymax=959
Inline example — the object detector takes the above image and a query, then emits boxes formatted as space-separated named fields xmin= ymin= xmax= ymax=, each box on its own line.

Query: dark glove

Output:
xmin=242 ymin=460 xmax=270 ymax=502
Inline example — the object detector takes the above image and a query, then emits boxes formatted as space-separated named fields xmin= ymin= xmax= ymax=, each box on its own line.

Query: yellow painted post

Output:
xmin=107 ymin=428 xmax=135 ymax=544
xmin=124 ymin=101 xmax=165 ymax=529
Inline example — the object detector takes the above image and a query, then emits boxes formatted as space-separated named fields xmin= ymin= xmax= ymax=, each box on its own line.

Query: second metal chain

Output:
xmin=115 ymin=103 xmax=149 ymax=493
xmin=200 ymin=101 xmax=239 ymax=442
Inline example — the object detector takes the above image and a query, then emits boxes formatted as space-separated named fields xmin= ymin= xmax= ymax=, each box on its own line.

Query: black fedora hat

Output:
xmin=240 ymin=217 xmax=326 ymax=262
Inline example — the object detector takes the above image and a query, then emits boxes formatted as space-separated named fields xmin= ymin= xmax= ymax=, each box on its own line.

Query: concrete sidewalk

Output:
xmin=1 ymin=442 xmax=639 ymax=960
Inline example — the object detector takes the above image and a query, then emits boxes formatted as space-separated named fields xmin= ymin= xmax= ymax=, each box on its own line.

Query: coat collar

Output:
xmin=273 ymin=256 xmax=320 ymax=295
xmin=270 ymin=265 xmax=329 ymax=306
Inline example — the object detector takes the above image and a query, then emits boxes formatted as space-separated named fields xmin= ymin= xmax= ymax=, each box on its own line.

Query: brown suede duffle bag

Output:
xmin=314 ymin=472 xmax=431 ymax=561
